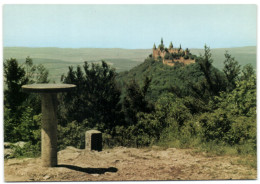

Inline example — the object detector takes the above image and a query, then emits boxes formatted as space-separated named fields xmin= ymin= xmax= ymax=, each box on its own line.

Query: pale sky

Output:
xmin=3 ymin=4 xmax=257 ymax=49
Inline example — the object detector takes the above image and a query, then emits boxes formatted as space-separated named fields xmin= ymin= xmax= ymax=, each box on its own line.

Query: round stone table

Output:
xmin=22 ymin=84 xmax=76 ymax=167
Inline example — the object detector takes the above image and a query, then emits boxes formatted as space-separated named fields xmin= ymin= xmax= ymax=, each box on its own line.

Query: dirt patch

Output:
xmin=4 ymin=146 xmax=256 ymax=181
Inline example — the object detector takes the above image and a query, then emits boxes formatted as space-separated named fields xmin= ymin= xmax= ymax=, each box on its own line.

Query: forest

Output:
xmin=4 ymin=46 xmax=256 ymax=168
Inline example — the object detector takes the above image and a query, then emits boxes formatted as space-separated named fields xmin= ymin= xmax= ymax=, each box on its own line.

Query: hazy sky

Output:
xmin=3 ymin=4 xmax=257 ymax=49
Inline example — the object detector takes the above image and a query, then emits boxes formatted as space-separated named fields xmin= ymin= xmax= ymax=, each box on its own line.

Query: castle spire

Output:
xmin=153 ymin=43 xmax=156 ymax=50
xmin=161 ymin=38 xmax=164 ymax=45
xmin=159 ymin=38 xmax=165 ymax=51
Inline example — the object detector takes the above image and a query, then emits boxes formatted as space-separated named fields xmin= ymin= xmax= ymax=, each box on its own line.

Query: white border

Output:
xmin=0 ymin=1 xmax=258 ymax=184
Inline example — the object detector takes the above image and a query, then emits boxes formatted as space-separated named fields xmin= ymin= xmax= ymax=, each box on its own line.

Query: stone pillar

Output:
xmin=85 ymin=130 xmax=102 ymax=151
xmin=41 ymin=93 xmax=58 ymax=167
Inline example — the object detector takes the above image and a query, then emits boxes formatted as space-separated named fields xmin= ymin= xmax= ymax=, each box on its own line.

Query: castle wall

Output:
xmin=168 ymin=48 xmax=180 ymax=54
xmin=153 ymin=48 xmax=195 ymax=66
xmin=153 ymin=49 xmax=160 ymax=59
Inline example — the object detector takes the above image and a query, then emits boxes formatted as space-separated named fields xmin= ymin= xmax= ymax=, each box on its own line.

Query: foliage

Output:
xmin=199 ymin=74 xmax=256 ymax=147
xmin=4 ymin=57 xmax=49 ymax=157
xmin=4 ymin=45 xmax=256 ymax=161
xmin=18 ymin=108 xmax=41 ymax=144
xmin=58 ymin=120 xmax=87 ymax=150
xmin=117 ymin=57 xmax=205 ymax=102
xmin=116 ymin=45 xmax=256 ymax=158
xmin=11 ymin=142 xmax=41 ymax=158
xmin=240 ymin=64 xmax=254 ymax=81
xmin=223 ymin=51 xmax=241 ymax=91
xmin=4 ymin=58 xmax=29 ymax=113
xmin=116 ymin=93 xmax=193 ymax=147
xmin=190 ymin=45 xmax=227 ymax=103
xmin=59 ymin=61 xmax=123 ymax=136
xmin=122 ymin=77 xmax=153 ymax=127
xmin=23 ymin=56 xmax=50 ymax=84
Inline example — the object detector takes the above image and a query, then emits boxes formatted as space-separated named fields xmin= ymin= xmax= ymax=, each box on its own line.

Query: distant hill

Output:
xmin=3 ymin=46 xmax=256 ymax=82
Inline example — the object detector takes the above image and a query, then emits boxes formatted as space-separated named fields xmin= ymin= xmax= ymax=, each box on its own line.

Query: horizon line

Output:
xmin=3 ymin=45 xmax=257 ymax=50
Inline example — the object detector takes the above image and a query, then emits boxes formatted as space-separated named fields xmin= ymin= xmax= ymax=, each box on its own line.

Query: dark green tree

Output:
xmin=59 ymin=61 xmax=123 ymax=133
xmin=190 ymin=45 xmax=227 ymax=103
xmin=223 ymin=51 xmax=241 ymax=91
xmin=4 ymin=58 xmax=29 ymax=113
xmin=123 ymin=76 xmax=153 ymax=126
xmin=35 ymin=64 xmax=50 ymax=83
xmin=24 ymin=56 xmax=36 ymax=83
xmin=4 ymin=58 xmax=29 ymax=142
xmin=240 ymin=64 xmax=254 ymax=81
xmin=4 ymin=57 xmax=49 ymax=143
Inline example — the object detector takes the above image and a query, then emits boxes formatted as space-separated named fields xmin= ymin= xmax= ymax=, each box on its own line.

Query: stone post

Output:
xmin=85 ymin=130 xmax=102 ymax=151
xmin=41 ymin=93 xmax=58 ymax=167
xmin=22 ymin=83 xmax=76 ymax=167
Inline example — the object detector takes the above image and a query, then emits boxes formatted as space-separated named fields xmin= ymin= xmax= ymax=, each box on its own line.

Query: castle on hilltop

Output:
xmin=153 ymin=38 xmax=195 ymax=67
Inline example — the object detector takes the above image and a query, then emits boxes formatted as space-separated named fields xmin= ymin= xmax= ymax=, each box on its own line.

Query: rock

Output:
xmin=167 ymin=148 xmax=177 ymax=152
xmin=66 ymin=146 xmax=82 ymax=152
xmin=13 ymin=141 xmax=27 ymax=148
xmin=91 ymin=174 xmax=100 ymax=177
xmin=4 ymin=149 xmax=14 ymax=159
xmin=43 ymin=175 xmax=51 ymax=180
xmin=114 ymin=160 xmax=120 ymax=163
xmin=4 ymin=141 xmax=27 ymax=159
xmin=4 ymin=142 xmax=12 ymax=148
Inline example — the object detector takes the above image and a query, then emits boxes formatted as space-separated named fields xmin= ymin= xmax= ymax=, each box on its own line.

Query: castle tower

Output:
xmin=153 ymin=43 xmax=156 ymax=50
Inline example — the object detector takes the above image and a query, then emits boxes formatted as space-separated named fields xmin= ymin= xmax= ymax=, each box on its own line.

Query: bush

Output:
xmin=18 ymin=107 xmax=41 ymax=144
xmin=58 ymin=120 xmax=87 ymax=150
xmin=116 ymin=93 xmax=193 ymax=147
xmin=11 ymin=142 xmax=41 ymax=158
xmin=198 ymin=110 xmax=232 ymax=144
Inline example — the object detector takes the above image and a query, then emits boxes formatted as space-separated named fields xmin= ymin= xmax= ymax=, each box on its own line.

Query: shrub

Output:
xmin=198 ymin=110 xmax=232 ymax=143
xmin=11 ymin=142 xmax=41 ymax=158
xmin=119 ymin=93 xmax=193 ymax=147
xmin=58 ymin=120 xmax=88 ymax=150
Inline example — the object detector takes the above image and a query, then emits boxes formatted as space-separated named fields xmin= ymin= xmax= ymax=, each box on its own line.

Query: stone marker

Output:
xmin=85 ymin=130 xmax=102 ymax=151
xmin=22 ymin=84 xmax=76 ymax=167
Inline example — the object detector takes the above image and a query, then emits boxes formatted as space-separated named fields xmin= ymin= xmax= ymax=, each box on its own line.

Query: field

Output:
xmin=3 ymin=46 xmax=256 ymax=82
